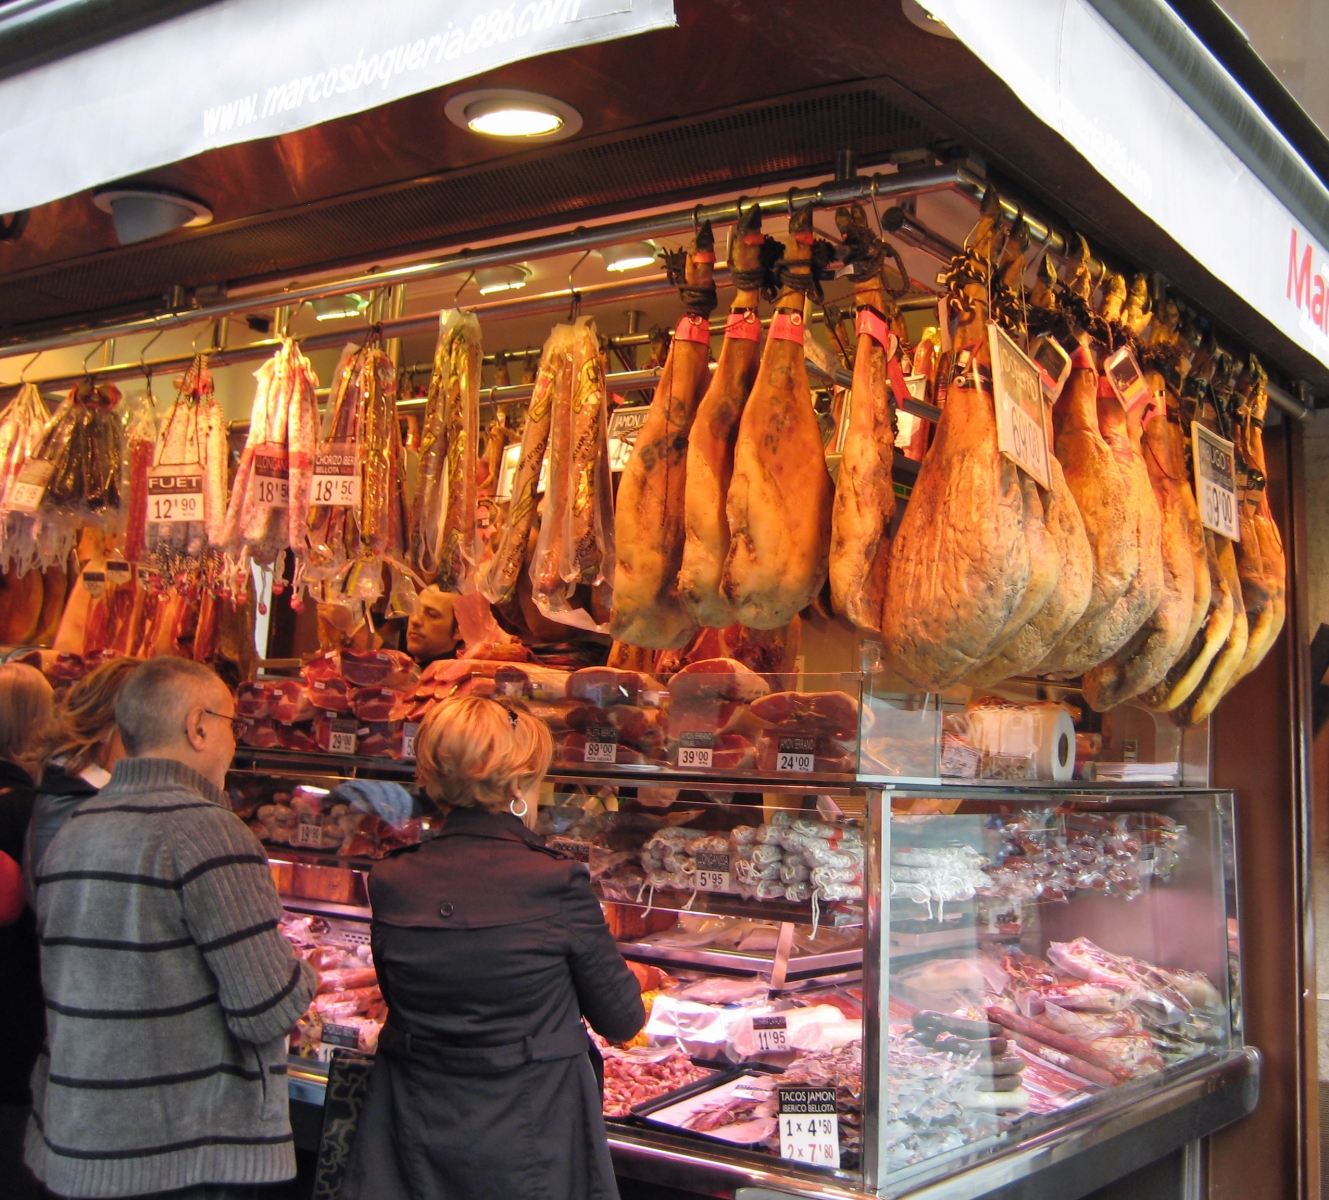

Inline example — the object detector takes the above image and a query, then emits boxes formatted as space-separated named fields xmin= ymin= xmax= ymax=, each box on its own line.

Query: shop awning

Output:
xmin=921 ymin=0 xmax=1329 ymax=375
xmin=0 ymin=0 xmax=675 ymax=216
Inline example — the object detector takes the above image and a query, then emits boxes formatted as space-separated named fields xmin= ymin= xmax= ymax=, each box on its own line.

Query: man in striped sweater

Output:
xmin=26 ymin=658 xmax=316 ymax=1199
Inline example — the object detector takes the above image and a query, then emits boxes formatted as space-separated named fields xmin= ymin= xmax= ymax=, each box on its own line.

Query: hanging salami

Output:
xmin=0 ymin=382 xmax=56 ymax=573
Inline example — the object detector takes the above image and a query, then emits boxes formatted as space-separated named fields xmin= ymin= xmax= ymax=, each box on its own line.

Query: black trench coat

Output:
xmin=341 ymin=806 xmax=645 ymax=1200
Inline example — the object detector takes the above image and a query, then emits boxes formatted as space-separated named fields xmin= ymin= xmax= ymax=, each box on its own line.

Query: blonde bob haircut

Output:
xmin=40 ymin=655 xmax=137 ymax=776
xmin=414 ymin=694 xmax=553 ymax=813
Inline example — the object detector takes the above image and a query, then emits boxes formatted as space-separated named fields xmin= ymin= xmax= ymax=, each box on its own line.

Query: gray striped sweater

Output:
xmin=25 ymin=757 xmax=317 ymax=1198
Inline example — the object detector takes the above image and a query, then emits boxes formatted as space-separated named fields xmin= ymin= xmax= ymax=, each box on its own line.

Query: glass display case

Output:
xmin=229 ymin=744 xmax=1256 ymax=1200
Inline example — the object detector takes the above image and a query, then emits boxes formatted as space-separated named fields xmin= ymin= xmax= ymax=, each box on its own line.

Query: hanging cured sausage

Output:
xmin=222 ymin=338 xmax=319 ymax=602
xmin=678 ymin=205 xmax=774 ymax=630
xmin=611 ymin=223 xmax=717 ymax=648
xmin=722 ymin=205 xmax=834 ymax=630
xmin=412 ymin=309 xmax=481 ymax=590
xmin=479 ymin=324 xmax=570 ymax=607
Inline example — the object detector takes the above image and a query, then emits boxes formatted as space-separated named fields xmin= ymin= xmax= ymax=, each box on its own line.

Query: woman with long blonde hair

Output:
xmin=343 ymin=695 xmax=645 ymax=1200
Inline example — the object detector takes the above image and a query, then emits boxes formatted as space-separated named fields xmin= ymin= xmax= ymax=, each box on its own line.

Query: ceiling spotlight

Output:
xmin=311 ymin=293 xmax=369 ymax=321
xmin=598 ymin=241 xmax=658 ymax=273
xmin=901 ymin=0 xmax=957 ymax=38
xmin=444 ymin=89 xmax=582 ymax=141
xmin=92 ymin=186 xmax=212 ymax=245
xmin=476 ymin=264 xmax=531 ymax=295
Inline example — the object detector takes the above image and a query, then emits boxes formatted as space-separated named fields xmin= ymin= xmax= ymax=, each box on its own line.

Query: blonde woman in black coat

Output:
xmin=342 ymin=695 xmax=645 ymax=1200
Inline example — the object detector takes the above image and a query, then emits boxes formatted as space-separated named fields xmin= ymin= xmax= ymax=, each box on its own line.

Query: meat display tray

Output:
xmin=631 ymin=1067 xmax=779 ymax=1150
xmin=618 ymin=939 xmax=861 ymax=981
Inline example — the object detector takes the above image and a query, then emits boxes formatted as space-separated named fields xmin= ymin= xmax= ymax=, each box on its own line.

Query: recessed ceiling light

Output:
xmin=476 ymin=264 xmax=531 ymax=295
xmin=311 ymin=293 xmax=368 ymax=321
xmin=92 ymin=186 xmax=212 ymax=245
xmin=444 ymin=89 xmax=582 ymax=141
xmin=598 ymin=241 xmax=658 ymax=273
xmin=902 ymin=0 xmax=958 ymax=38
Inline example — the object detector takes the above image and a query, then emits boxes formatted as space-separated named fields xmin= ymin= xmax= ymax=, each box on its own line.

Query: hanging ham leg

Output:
xmin=829 ymin=204 xmax=898 ymax=634
xmin=881 ymin=192 xmax=1047 ymax=689
xmin=1037 ymin=357 xmax=1139 ymax=676
xmin=610 ymin=224 xmax=717 ymax=648
xmin=1082 ymin=376 xmax=1195 ymax=710
xmin=678 ymin=206 xmax=768 ymax=629
xmin=722 ymin=206 xmax=834 ymax=630
xmin=1225 ymin=361 xmax=1286 ymax=688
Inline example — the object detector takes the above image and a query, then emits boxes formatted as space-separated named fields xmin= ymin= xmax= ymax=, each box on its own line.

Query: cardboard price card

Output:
xmin=988 ymin=323 xmax=1051 ymax=489
xmin=677 ymin=730 xmax=714 ymax=769
xmin=583 ymin=724 xmax=618 ymax=765
xmin=7 ymin=459 xmax=54 ymax=513
xmin=251 ymin=444 xmax=290 ymax=509
xmin=776 ymin=735 xmax=815 ymax=774
xmin=147 ymin=466 xmax=206 ymax=524
xmin=311 ymin=442 xmax=360 ymax=508
xmin=778 ymin=1087 xmax=840 ymax=1169
xmin=1193 ymin=424 xmax=1241 ymax=541
xmin=751 ymin=1015 xmax=790 ymax=1053
xmin=607 ymin=406 xmax=650 ymax=473
xmin=694 ymin=850 xmax=735 ymax=893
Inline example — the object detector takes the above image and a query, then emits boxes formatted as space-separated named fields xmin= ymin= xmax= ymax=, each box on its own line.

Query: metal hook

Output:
xmin=868 ymin=176 xmax=885 ymax=237
xmin=139 ymin=329 xmax=164 ymax=379
xmin=18 ymin=350 xmax=40 ymax=384
xmin=82 ymin=339 xmax=108 ymax=377
xmin=453 ymin=270 xmax=476 ymax=307
xmin=567 ymin=249 xmax=591 ymax=321
xmin=190 ymin=321 xmax=218 ymax=355
xmin=691 ymin=203 xmax=704 ymax=235
xmin=786 ymin=187 xmax=799 ymax=215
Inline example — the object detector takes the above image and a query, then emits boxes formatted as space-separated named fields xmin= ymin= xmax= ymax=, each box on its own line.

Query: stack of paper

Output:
xmin=1092 ymin=761 xmax=1179 ymax=783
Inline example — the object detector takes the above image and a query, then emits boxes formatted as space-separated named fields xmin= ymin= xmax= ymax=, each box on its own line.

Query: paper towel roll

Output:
xmin=966 ymin=703 xmax=1075 ymax=781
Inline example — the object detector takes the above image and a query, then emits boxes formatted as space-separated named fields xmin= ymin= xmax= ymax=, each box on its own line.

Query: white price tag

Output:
xmin=251 ymin=444 xmax=290 ymax=509
xmin=777 ymin=736 xmax=815 ymax=774
xmin=778 ymin=1087 xmax=840 ymax=1169
xmin=312 ymin=442 xmax=360 ymax=508
xmin=401 ymin=722 xmax=419 ymax=760
xmin=583 ymin=724 xmax=617 ymax=764
xmin=1193 ymin=423 xmax=1240 ymax=540
xmin=105 ymin=560 xmax=132 ymax=586
xmin=8 ymin=459 xmax=54 ymax=513
xmin=752 ymin=1015 xmax=789 ymax=1053
xmin=989 ymin=323 xmax=1051 ymax=490
xmin=695 ymin=851 xmax=734 ymax=893
xmin=147 ymin=466 xmax=206 ymax=524
xmin=327 ymin=719 xmax=358 ymax=755
xmin=296 ymin=821 xmax=323 ymax=847
xmin=677 ymin=730 xmax=714 ymax=769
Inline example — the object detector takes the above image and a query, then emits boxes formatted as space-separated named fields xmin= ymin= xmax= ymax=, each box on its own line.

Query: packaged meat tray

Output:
xmin=633 ymin=1068 xmax=780 ymax=1149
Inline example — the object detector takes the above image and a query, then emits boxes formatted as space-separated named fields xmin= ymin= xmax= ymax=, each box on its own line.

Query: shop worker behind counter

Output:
xmin=25 ymin=657 xmax=317 ymax=1200
xmin=342 ymin=695 xmax=645 ymax=1200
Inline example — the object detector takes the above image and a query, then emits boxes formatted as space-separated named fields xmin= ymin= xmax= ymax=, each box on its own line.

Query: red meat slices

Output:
xmin=275 ymin=722 xmax=319 ymax=753
xmin=666 ymin=697 xmax=767 ymax=743
xmin=566 ymin=667 xmax=662 ymax=708
xmin=748 ymin=690 xmax=868 ymax=740
xmin=566 ymin=704 xmax=666 ymax=751
xmin=669 ymin=732 xmax=756 ymax=770
xmin=494 ymin=662 xmax=571 ymax=701
xmin=667 ymin=658 xmax=770 ymax=703
xmin=340 ymin=648 xmax=418 ymax=689
xmin=306 ymin=677 xmax=354 ymax=714
xmin=271 ymin=680 xmax=315 ymax=725
xmin=559 ymin=732 xmax=662 ymax=766
xmin=240 ymin=718 xmax=281 ymax=749
xmin=755 ymin=732 xmax=856 ymax=774
xmin=301 ymin=650 xmax=341 ymax=685
xmin=352 ymin=687 xmax=406 ymax=722
xmin=359 ymin=720 xmax=404 ymax=758
xmin=236 ymin=680 xmax=276 ymax=719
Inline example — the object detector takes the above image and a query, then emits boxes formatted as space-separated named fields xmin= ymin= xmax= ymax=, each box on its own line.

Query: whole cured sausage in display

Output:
xmin=721 ymin=205 xmax=834 ymax=630
xmin=611 ymin=224 xmax=717 ymax=648
xmin=678 ymin=205 xmax=772 ymax=630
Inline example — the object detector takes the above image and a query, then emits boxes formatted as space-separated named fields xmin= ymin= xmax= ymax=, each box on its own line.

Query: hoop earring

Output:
xmin=509 ymin=796 xmax=529 ymax=819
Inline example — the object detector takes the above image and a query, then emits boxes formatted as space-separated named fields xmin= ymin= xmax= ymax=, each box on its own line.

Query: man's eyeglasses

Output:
xmin=201 ymin=710 xmax=251 ymax=739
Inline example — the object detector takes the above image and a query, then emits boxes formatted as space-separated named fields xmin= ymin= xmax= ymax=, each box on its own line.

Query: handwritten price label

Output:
xmin=989 ymin=323 xmax=1051 ymax=490
xmin=312 ymin=442 xmax=360 ymax=508
xmin=777 ymin=735 xmax=815 ymax=774
xmin=7 ymin=459 xmax=54 ymax=513
xmin=147 ymin=467 xmax=205 ymax=523
xmin=677 ymin=730 xmax=714 ymax=769
xmin=251 ymin=444 xmax=290 ymax=510
xmin=1193 ymin=423 xmax=1240 ymax=541
xmin=778 ymin=1087 xmax=840 ymax=1168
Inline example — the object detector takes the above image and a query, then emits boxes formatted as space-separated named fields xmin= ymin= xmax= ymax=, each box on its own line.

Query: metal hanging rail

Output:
xmin=0 ymin=158 xmax=1312 ymax=419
